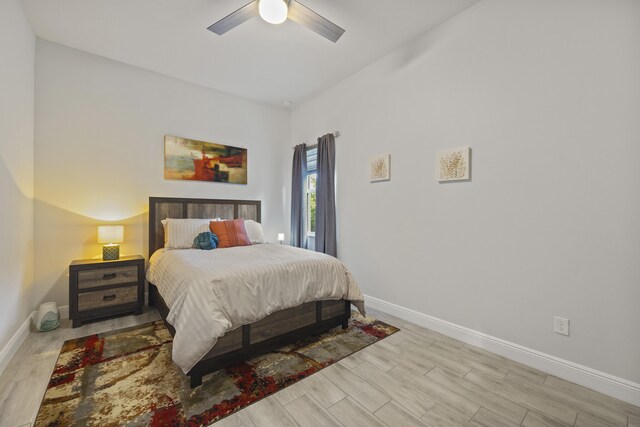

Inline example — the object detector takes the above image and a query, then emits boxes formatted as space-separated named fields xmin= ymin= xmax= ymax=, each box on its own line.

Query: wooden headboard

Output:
xmin=148 ymin=197 xmax=261 ymax=257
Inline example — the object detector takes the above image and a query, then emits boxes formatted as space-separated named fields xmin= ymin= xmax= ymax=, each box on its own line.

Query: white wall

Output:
xmin=0 ymin=0 xmax=35 ymax=349
xmin=34 ymin=40 xmax=290 ymax=308
xmin=291 ymin=0 xmax=640 ymax=383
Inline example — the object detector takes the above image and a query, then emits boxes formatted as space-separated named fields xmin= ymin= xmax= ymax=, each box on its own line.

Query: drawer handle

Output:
xmin=103 ymin=294 xmax=117 ymax=301
xmin=103 ymin=273 xmax=117 ymax=280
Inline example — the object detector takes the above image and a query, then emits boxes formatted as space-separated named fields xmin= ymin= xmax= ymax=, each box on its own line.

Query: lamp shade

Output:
xmin=98 ymin=225 xmax=124 ymax=244
xmin=277 ymin=233 xmax=285 ymax=242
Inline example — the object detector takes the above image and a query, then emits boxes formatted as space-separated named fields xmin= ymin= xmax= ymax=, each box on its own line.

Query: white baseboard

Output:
xmin=1 ymin=303 xmax=72 ymax=375
xmin=0 ymin=313 xmax=34 ymax=376
xmin=365 ymin=294 xmax=640 ymax=407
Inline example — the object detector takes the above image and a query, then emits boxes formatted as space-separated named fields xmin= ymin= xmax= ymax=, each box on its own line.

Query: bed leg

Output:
xmin=148 ymin=286 xmax=155 ymax=306
xmin=190 ymin=374 xmax=203 ymax=388
xmin=342 ymin=300 xmax=350 ymax=329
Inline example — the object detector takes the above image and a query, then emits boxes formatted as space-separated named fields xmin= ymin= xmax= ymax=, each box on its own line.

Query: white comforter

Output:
xmin=146 ymin=244 xmax=365 ymax=373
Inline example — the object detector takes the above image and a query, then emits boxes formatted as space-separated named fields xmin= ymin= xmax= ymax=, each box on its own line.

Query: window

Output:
xmin=306 ymin=173 xmax=316 ymax=236
xmin=306 ymin=147 xmax=317 ymax=236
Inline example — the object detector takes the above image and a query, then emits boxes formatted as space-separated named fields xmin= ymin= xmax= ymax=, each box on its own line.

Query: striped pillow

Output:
xmin=210 ymin=219 xmax=251 ymax=248
xmin=162 ymin=218 xmax=213 ymax=249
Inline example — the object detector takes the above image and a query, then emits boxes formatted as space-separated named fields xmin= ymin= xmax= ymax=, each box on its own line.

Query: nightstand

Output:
xmin=69 ymin=255 xmax=145 ymax=328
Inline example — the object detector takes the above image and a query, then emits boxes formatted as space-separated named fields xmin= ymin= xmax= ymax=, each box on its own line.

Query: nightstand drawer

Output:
xmin=78 ymin=265 xmax=138 ymax=289
xmin=78 ymin=286 xmax=138 ymax=311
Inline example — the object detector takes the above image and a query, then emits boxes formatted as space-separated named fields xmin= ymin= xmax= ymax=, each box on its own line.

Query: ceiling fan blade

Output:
xmin=207 ymin=1 xmax=259 ymax=35
xmin=287 ymin=0 xmax=345 ymax=43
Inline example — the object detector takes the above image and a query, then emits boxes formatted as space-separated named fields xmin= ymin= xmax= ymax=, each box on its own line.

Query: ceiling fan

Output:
xmin=207 ymin=0 xmax=345 ymax=43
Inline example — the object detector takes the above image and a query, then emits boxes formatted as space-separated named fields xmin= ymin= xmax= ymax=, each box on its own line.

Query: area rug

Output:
xmin=35 ymin=313 xmax=398 ymax=426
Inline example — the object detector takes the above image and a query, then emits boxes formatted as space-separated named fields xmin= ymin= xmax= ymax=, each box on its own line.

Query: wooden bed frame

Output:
xmin=148 ymin=196 xmax=351 ymax=388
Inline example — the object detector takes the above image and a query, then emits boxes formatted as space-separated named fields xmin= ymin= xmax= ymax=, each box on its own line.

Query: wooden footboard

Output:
xmin=149 ymin=283 xmax=351 ymax=388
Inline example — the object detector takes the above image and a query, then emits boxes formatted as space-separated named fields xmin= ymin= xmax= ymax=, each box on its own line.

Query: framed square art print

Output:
xmin=438 ymin=147 xmax=470 ymax=182
xmin=370 ymin=154 xmax=390 ymax=182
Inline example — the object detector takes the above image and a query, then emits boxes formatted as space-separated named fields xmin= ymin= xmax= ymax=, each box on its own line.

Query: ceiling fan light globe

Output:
xmin=258 ymin=0 xmax=288 ymax=25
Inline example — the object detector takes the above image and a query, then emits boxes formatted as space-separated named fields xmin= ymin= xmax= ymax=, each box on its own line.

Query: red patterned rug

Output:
xmin=35 ymin=313 xmax=398 ymax=426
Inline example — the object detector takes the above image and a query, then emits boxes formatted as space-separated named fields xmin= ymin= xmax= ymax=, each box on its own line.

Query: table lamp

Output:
xmin=277 ymin=233 xmax=285 ymax=245
xmin=98 ymin=225 xmax=124 ymax=260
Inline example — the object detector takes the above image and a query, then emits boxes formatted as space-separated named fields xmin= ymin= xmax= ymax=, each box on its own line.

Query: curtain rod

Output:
xmin=291 ymin=131 xmax=340 ymax=149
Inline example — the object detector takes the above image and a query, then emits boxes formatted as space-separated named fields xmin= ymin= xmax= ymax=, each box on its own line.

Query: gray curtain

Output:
xmin=290 ymin=143 xmax=307 ymax=248
xmin=315 ymin=134 xmax=337 ymax=257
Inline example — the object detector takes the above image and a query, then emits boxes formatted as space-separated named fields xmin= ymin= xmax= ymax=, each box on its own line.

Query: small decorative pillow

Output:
xmin=193 ymin=231 xmax=219 ymax=250
xmin=210 ymin=219 xmax=251 ymax=248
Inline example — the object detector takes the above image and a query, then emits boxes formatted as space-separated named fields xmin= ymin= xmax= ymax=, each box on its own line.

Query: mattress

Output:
xmin=146 ymin=244 xmax=365 ymax=373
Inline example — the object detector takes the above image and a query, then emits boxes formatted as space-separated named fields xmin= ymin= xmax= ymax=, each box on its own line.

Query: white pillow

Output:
xmin=162 ymin=218 xmax=213 ymax=249
xmin=244 ymin=220 xmax=265 ymax=244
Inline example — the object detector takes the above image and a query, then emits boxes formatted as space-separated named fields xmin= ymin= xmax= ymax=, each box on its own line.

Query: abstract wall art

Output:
xmin=438 ymin=147 xmax=470 ymax=182
xmin=370 ymin=154 xmax=390 ymax=182
xmin=164 ymin=135 xmax=247 ymax=184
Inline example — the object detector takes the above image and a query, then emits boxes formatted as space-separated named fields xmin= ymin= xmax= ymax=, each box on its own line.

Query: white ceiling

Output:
xmin=22 ymin=0 xmax=479 ymax=107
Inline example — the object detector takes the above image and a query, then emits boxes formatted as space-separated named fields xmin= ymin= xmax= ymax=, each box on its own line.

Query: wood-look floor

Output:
xmin=0 ymin=307 xmax=638 ymax=427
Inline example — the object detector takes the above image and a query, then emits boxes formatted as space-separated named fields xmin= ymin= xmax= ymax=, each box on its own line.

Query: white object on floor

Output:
xmin=36 ymin=302 xmax=60 ymax=332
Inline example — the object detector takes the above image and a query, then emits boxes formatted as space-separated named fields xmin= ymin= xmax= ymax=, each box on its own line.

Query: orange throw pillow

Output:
xmin=210 ymin=219 xmax=251 ymax=248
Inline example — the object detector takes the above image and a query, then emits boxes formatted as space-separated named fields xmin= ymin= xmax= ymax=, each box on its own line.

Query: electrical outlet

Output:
xmin=554 ymin=316 xmax=570 ymax=336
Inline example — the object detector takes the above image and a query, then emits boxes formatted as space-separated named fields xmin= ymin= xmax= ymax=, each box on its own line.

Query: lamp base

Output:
xmin=103 ymin=244 xmax=120 ymax=261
